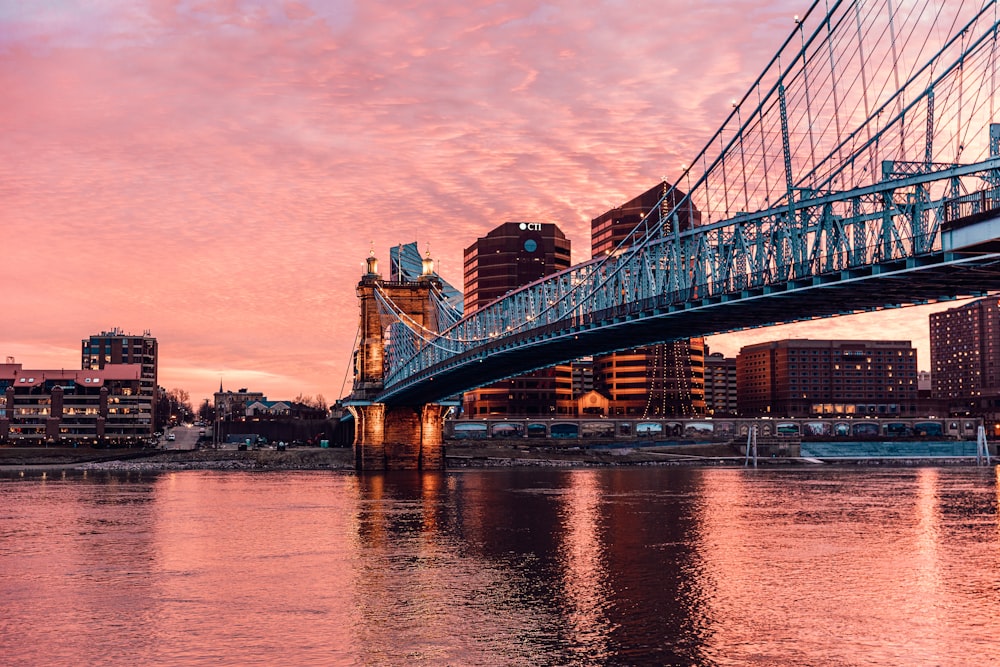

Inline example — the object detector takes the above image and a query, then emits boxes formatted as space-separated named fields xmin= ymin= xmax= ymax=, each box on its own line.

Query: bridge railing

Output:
xmin=943 ymin=187 xmax=1000 ymax=226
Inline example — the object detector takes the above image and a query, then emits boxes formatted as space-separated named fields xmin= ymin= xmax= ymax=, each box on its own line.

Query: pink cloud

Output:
xmin=0 ymin=0 xmax=962 ymax=404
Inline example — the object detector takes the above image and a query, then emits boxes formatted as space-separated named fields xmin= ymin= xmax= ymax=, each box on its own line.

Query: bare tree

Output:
xmin=294 ymin=393 xmax=328 ymax=410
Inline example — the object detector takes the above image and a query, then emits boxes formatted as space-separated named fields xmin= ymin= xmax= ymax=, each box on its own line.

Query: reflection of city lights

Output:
xmin=560 ymin=471 xmax=613 ymax=652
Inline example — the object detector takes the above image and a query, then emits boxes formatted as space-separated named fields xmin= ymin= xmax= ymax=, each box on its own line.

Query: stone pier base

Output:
xmin=347 ymin=403 xmax=446 ymax=471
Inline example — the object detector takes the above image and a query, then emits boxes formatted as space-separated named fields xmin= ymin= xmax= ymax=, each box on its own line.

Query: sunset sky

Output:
xmin=1 ymin=0 xmax=968 ymax=405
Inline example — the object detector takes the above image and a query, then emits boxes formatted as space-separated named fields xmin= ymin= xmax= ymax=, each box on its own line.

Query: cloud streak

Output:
xmin=0 ymin=0 xmax=957 ymax=403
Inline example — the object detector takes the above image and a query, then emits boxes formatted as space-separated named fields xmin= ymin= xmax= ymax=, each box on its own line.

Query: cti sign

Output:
xmin=519 ymin=223 xmax=542 ymax=231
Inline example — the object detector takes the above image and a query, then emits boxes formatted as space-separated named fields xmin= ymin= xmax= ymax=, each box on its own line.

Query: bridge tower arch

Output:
xmin=346 ymin=251 xmax=448 ymax=470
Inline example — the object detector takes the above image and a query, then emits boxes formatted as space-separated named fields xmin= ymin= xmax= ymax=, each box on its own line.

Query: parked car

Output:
xmin=167 ymin=433 xmax=176 ymax=441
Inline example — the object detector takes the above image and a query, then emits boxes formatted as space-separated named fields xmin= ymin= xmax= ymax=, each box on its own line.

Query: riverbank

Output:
xmin=0 ymin=442 xmax=992 ymax=472
xmin=0 ymin=446 xmax=355 ymax=472
xmin=0 ymin=443 xmax=752 ymax=472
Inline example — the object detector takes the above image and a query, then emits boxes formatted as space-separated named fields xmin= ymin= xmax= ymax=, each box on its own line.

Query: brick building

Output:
xmin=591 ymin=182 xmax=705 ymax=417
xmin=930 ymin=296 xmax=1000 ymax=432
xmin=704 ymin=351 xmax=738 ymax=416
xmin=1 ymin=361 xmax=152 ymax=445
xmin=736 ymin=339 xmax=919 ymax=417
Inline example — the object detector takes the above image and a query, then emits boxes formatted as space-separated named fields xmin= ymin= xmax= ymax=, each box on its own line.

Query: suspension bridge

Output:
xmin=347 ymin=0 xmax=1000 ymax=468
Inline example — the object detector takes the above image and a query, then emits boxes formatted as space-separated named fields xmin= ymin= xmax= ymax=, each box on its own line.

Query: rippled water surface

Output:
xmin=2 ymin=466 xmax=998 ymax=666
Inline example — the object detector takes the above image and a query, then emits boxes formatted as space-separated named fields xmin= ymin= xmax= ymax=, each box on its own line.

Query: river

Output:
xmin=1 ymin=466 xmax=998 ymax=666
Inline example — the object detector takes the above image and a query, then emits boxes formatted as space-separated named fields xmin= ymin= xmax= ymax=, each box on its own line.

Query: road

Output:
xmin=162 ymin=424 xmax=202 ymax=451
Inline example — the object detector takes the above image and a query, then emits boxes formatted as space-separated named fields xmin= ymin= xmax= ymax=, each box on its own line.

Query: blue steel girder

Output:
xmin=377 ymin=159 xmax=1000 ymax=404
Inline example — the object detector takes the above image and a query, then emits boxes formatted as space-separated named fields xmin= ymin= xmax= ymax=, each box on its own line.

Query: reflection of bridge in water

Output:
xmin=347 ymin=0 xmax=1000 ymax=469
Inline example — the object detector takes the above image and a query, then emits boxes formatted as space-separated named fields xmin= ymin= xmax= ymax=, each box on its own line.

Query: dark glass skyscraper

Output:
xmin=462 ymin=222 xmax=573 ymax=416
xmin=463 ymin=222 xmax=570 ymax=311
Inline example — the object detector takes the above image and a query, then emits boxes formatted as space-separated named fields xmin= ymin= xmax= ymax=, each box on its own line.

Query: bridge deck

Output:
xmin=381 ymin=213 xmax=1000 ymax=405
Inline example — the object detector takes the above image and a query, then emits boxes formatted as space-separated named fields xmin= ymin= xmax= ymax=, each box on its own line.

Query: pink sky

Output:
xmin=0 ymin=0 xmax=965 ymax=405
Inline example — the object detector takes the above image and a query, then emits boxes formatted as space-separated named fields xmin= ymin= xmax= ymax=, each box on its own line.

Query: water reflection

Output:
xmin=559 ymin=470 xmax=612 ymax=662
xmin=1 ymin=467 xmax=998 ymax=665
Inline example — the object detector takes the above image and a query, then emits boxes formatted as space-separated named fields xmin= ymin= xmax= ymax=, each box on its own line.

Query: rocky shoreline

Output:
xmin=1 ymin=443 xmax=992 ymax=473
xmin=0 ymin=447 xmax=355 ymax=473
xmin=0 ymin=443 xmax=752 ymax=472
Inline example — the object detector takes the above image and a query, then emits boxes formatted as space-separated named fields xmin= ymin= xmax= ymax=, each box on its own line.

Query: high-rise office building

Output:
xmin=736 ymin=339 xmax=919 ymax=417
xmin=463 ymin=222 xmax=571 ymax=311
xmin=390 ymin=241 xmax=464 ymax=314
xmin=462 ymin=222 xmax=573 ymax=416
xmin=591 ymin=182 xmax=705 ymax=417
xmin=591 ymin=180 xmax=701 ymax=259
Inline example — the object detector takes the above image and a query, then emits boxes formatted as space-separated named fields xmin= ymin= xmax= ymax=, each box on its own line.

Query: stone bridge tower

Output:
xmin=346 ymin=251 xmax=448 ymax=470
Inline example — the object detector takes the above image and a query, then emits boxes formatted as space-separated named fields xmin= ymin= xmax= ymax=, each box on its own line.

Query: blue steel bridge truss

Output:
xmin=368 ymin=0 xmax=1000 ymax=406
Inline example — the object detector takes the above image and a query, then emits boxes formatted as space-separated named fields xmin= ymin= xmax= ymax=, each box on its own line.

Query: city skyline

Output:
xmin=1 ymin=0 xmax=970 ymax=404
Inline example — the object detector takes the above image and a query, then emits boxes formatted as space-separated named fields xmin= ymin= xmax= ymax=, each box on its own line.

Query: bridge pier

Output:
xmin=348 ymin=403 xmax=447 ymax=472
xmin=346 ymin=249 xmax=450 ymax=471
xmin=348 ymin=403 xmax=446 ymax=471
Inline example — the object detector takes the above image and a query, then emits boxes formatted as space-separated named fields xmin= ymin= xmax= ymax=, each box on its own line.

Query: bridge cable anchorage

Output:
xmin=374 ymin=0 xmax=1000 ymax=404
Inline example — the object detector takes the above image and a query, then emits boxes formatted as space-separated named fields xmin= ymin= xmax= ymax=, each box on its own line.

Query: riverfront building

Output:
xmin=0 ymin=363 xmax=152 ymax=445
xmin=462 ymin=222 xmax=573 ymax=416
xmin=736 ymin=339 xmax=919 ymax=417
xmin=591 ymin=182 xmax=706 ymax=417
xmin=1 ymin=336 xmax=158 ymax=446
xmin=0 ymin=329 xmax=159 ymax=445
xmin=930 ymin=296 xmax=1000 ymax=399
xmin=82 ymin=329 xmax=158 ymax=427
xmin=929 ymin=295 xmax=1000 ymax=432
